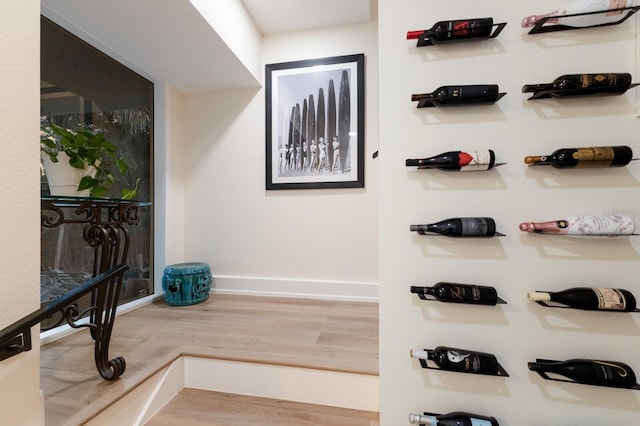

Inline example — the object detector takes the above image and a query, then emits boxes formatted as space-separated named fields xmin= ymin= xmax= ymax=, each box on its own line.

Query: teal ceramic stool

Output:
xmin=162 ymin=262 xmax=212 ymax=306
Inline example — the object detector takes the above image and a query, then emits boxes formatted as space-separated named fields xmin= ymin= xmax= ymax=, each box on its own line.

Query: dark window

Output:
xmin=40 ymin=16 xmax=154 ymax=325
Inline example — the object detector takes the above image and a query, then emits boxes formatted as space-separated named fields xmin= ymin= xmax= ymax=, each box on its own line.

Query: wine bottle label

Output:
xmin=448 ymin=286 xmax=481 ymax=301
xmin=594 ymin=360 xmax=633 ymax=382
xmin=580 ymin=73 xmax=617 ymax=88
xmin=561 ymin=215 xmax=635 ymax=235
xmin=470 ymin=420 xmax=494 ymax=426
xmin=448 ymin=19 xmax=492 ymax=38
xmin=573 ymin=147 xmax=614 ymax=168
xmin=594 ymin=288 xmax=627 ymax=310
xmin=447 ymin=349 xmax=495 ymax=374
xmin=451 ymin=20 xmax=472 ymax=37
xmin=460 ymin=217 xmax=493 ymax=235
xmin=446 ymin=349 xmax=478 ymax=372
xmin=460 ymin=150 xmax=493 ymax=171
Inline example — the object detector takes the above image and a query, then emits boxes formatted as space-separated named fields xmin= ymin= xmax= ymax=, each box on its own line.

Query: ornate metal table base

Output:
xmin=43 ymin=196 xmax=147 ymax=379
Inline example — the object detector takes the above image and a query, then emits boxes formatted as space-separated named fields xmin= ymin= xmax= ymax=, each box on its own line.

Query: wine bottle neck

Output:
xmin=524 ymin=155 xmax=552 ymax=165
xmin=519 ymin=221 xmax=562 ymax=233
xmin=410 ymin=224 xmax=436 ymax=234
xmin=408 ymin=413 xmax=436 ymax=425
xmin=410 ymin=349 xmax=431 ymax=360
xmin=528 ymin=292 xmax=552 ymax=302
xmin=411 ymin=93 xmax=434 ymax=102
xmin=406 ymin=30 xmax=425 ymax=40
xmin=410 ymin=286 xmax=434 ymax=295
xmin=522 ymin=83 xmax=554 ymax=93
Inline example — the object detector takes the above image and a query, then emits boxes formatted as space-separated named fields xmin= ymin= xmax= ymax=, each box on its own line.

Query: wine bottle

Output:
xmin=524 ymin=145 xmax=632 ymax=168
xmin=406 ymin=150 xmax=501 ymax=171
xmin=522 ymin=73 xmax=638 ymax=99
xmin=528 ymin=357 xmax=640 ymax=389
xmin=528 ymin=287 xmax=637 ymax=311
xmin=407 ymin=18 xmax=506 ymax=47
xmin=519 ymin=214 xmax=635 ymax=236
xmin=412 ymin=85 xmax=506 ymax=108
xmin=409 ymin=411 xmax=500 ymax=426
xmin=522 ymin=0 xmax=639 ymax=29
xmin=411 ymin=283 xmax=505 ymax=305
xmin=411 ymin=346 xmax=509 ymax=376
xmin=410 ymin=217 xmax=500 ymax=237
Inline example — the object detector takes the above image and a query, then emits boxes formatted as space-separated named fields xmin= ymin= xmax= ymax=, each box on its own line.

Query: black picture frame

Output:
xmin=265 ymin=53 xmax=365 ymax=190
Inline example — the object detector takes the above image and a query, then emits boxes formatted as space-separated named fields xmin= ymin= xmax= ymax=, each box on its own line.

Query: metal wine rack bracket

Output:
xmin=415 ymin=292 xmax=507 ymax=304
xmin=416 ymin=92 xmax=506 ymax=108
xmin=528 ymin=6 xmax=640 ymax=34
xmin=525 ymin=83 xmax=640 ymax=100
xmin=416 ymin=22 xmax=507 ymax=47
xmin=529 ymin=358 xmax=640 ymax=390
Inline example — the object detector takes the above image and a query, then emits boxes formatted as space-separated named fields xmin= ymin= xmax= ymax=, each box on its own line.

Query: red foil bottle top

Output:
xmin=407 ymin=30 xmax=425 ymax=39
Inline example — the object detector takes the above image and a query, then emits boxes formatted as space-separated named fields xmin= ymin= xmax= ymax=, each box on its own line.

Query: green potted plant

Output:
xmin=41 ymin=121 xmax=138 ymax=199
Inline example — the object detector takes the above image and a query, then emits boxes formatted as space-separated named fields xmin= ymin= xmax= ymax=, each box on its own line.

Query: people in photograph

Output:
xmin=302 ymin=140 xmax=308 ymax=172
xmin=309 ymin=139 xmax=318 ymax=173
xmin=295 ymin=142 xmax=302 ymax=170
xmin=317 ymin=137 xmax=327 ymax=173
xmin=331 ymin=136 xmax=341 ymax=173
xmin=284 ymin=144 xmax=291 ymax=172
xmin=278 ymin=144 xmax=286 ymax=174
xmin=288 ymin=144 xmax=296 ymax=171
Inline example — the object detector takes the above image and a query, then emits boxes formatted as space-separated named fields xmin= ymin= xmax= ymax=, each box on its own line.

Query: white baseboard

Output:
xmin=211 ymin=274 xmax=379 ymax=302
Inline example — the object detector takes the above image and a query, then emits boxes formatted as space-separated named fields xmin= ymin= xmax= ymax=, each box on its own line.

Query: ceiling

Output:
xmin=241 ymin=0 xmax=372 ymax=35
xmin=40 ymin=0 xmax=373 ymax=93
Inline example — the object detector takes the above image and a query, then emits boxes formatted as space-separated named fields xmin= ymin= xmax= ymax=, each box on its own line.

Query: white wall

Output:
xmin=183 ymin=20 xmax=379 ymax=300
xmin=379 ymin=1 xmax=640 ymax=425
xmin=0 ymin=1 xmax=43 ymax=424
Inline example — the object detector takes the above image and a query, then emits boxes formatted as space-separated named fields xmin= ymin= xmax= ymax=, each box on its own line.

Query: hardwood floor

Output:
xmin=146 ymin=389 xmax=380 ymax=426
xmin=40 ymin=294 xmax=379 ymax=425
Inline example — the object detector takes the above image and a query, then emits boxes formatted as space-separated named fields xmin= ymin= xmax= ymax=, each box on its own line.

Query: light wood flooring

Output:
xmin=40 ymin=294 xmax=379 ymax=425
xmin=147 ymin=388 xmax=379 ymax=426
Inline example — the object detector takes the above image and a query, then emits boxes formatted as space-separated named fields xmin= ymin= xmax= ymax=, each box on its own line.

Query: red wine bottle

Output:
xmin=412 ymin=85 xmax=506 ymax=108
xmin=411 ymin=283 xmax=505 ymax=305
xmin=406 ymin=18 xmax=506 ymax=47
xmin=522 ymin=73 xmax=638 ymax=99
xmin=528 ymin=358 xmax=640 ymax=389
xmin=524 ymin=146 xmax=632 ymax=168
xmin=406 ymin=150 xmax=500 ymax=171
xmin=528 ymin=287 xmax=636 ymax=311
xmin=411 ymin=346 xmax=509 ymax=376
xmin=409 ymin=411 xmax=500 ymax=426
xmin=410 ymin=217 xmax=500 ymax=237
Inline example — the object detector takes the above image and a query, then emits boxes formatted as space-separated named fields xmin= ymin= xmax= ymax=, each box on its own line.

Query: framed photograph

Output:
xmin=265 ymin=53 xmax=365 ymax=190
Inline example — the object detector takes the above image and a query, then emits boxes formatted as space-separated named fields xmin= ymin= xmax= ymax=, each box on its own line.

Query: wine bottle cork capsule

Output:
xmin=527 ymin=292 xmax=551 ymax=302
xmin=410 ymin=349 xmax=429 ymax=359
xmin=519 ymin=222 xmax=535 ymax=232
xmin=524 ymin=156 xmax=541 ymax=164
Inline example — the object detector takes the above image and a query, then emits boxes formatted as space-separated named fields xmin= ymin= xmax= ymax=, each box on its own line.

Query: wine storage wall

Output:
xmin=378 ymin=1 xmax=640 ymax=425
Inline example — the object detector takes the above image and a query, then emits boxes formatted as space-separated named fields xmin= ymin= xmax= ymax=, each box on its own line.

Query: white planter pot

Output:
xmin=41 ymin=152 xmax=98 ymax=197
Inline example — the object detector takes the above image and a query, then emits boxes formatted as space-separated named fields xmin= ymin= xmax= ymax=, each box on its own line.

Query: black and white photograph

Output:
xmin=265 ymin=54 xmax=365 ymax=190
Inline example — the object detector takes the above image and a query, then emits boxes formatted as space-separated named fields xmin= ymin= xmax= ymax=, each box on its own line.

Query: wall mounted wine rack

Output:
xmin=527 ymin=6 xmax=640 ymax=35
